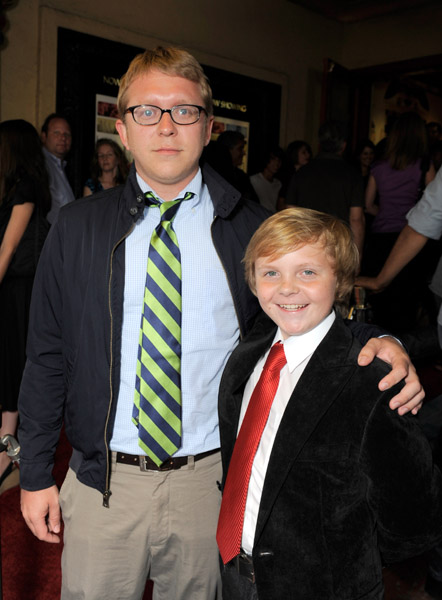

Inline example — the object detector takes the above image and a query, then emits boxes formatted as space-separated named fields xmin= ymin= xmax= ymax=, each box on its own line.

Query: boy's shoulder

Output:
xmin=318 ymin=315 xmax=395 ymax=382
xmin=313 ymin=316 xmax=404 ymax=416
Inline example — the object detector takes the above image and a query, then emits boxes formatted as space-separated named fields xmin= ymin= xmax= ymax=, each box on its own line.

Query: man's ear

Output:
xmin=115 ymin=119 xmax=129 ymax=151
xmin=41 ymin=132 xmax=47 ymax=145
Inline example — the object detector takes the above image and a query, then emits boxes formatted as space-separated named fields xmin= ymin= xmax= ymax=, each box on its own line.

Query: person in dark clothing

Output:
xmin=0 ymin=119 xmax=50 ymax=485
xmin=286 ymin=120 xmax=365 ymax=262
xmin=214 ymin=130 xmax=258 ymax=202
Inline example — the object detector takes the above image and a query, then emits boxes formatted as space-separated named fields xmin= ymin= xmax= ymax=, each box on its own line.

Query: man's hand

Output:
xmin=20 ymin=485 xmax=61 ymax=543
xmin=357 ymin=336 xmax=424 ymax=415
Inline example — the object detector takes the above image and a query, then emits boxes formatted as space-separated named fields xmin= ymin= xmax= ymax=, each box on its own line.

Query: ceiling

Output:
xmin=287 ymin=0 xmax=438 ymax=23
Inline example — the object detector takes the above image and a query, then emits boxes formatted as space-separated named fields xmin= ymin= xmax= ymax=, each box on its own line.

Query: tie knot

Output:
xmin=145 ymin=191 xmax=195 ymax=222
xmin=144 ymin=191 xmax=160 ymax=206
xmin=264 ymin=342 xmax=287 ymax=372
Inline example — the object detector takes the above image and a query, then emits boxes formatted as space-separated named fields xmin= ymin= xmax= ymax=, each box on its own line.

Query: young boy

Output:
xmin=216 ymin=207 xmax=442 ymax=600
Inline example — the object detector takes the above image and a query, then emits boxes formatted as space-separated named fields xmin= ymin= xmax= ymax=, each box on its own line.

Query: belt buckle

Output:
xmin=138 ymin=456 xmax=150 ymax=472
xmin=138 ymin=456 xmax=175 ymax=472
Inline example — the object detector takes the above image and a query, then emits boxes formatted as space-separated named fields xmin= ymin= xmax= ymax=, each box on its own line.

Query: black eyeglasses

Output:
xmin=124 ymin=104 xmax=207 ymax=126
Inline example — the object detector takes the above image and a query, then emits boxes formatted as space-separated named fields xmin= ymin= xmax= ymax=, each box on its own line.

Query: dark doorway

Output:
xmin=321 ymin=53 xmax=442 ymax=152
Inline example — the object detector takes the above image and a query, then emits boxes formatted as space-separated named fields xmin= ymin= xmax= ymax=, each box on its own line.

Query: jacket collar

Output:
xmin=123 ymin=161 xmax=242 ymax=223
xmin=122 ymin=163 xmax=146 ymax=223
xmin=201 ymin=162 xmax=243 ymax=219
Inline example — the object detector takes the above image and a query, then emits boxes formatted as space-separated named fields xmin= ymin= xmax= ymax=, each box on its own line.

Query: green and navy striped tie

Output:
xmin=133 ymin=190 xmax=194 ymax=466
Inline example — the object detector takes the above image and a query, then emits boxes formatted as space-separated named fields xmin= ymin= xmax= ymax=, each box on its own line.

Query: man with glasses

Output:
xmin=19 ymin=47 xmax=424 ymax=600
xmin=41 ymin=113 xmax=75 ymax=223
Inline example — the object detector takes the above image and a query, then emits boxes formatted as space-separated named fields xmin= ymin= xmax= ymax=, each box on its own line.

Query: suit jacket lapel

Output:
xmin=219 ymin=313 xmax=277 ymax=472
xmin=254 ymin=317 xmax=358 ymax=545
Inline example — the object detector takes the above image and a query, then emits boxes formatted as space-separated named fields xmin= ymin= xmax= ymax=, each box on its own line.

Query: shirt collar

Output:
xmin=43 ymin=146 xmax=67 ymax=169
xmin=273 ymin=310 xmax=336 ymax=372
xmin=136 ymin=168 xmax=203 ymax=209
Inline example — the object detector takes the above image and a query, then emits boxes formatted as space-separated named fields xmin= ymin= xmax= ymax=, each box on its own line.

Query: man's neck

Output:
xmin=43 ymin=146 xmax=65 ymax=163
xmin=136 ymin=167 xmax=201 ymax=201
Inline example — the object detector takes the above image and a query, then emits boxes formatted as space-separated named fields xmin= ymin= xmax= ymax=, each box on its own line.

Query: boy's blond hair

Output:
xmin=117 ymin=46 xmax=213 ymax=118
xmin=244 ymin=207 xmax=359 ymax=315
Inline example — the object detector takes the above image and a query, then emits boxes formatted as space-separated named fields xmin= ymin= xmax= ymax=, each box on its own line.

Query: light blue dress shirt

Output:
xmin=43 ymin=147 xmax=75 ymax=224
xmin=110 ymin=169 xmax=239 ymax=456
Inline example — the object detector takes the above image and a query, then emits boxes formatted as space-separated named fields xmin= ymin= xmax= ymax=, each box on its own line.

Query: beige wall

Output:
xmin=1 ymin=0 xmax=441 ymax=150
xmin=342 ymin=4 xmax=442 ymax=69
xmin=0 ymin=0 xmax=343 ymax=148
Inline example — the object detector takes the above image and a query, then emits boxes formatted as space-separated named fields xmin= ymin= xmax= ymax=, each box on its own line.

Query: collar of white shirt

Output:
xmin=135 ymin=169 xmax=204 ymax=207
xmin=275 ymin=310 xmax=336 ymax=371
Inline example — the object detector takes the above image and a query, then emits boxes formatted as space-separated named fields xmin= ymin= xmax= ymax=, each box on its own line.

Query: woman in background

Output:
xmin=277 ymin=139 xmax=312 ymax=210
xmin=0 ymin=119 xmax=51 ymax=484
xmin=354 ymin=138 xmax=376 ymax=238
xmin=83 ymin=138 xmax=129 ymax=196
xmin=354 ymin=138 xmax=375 ymax=189
xmin=362 ymin=111 xmax=435 ymax=332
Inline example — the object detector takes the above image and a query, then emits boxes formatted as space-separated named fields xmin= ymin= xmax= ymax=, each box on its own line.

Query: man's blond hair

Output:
xmin=244 ymin=207 xmax=359 ymax=316
xmin=117 ymin=46 xmax=213 ymax=118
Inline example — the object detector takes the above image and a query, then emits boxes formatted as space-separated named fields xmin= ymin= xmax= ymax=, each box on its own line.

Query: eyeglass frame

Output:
xmin=123 ymin=104 xmax=208 ymax=126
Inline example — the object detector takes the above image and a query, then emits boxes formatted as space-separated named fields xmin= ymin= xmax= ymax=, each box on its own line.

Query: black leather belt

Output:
xmin=228 ymin=550 xmax=255 ymax=584
xmin=115 ymin=448 xmax=219 ymax=472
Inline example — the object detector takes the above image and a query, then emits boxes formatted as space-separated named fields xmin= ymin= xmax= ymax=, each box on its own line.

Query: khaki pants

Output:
xmin=59 ymin=451 xmax=222 ymax=600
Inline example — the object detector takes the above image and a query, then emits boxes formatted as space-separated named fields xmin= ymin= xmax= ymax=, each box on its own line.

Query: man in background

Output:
xmin=41 ymin=113 xmax=75 ymax=223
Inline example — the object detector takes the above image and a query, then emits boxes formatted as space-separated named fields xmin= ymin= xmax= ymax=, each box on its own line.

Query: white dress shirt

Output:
xmin=240 ymin=311 xmax=336 ymax=554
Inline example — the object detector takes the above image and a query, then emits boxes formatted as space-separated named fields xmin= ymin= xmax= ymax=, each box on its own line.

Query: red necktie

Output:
xmin=216 ymin=342 xmax=287 ymax=564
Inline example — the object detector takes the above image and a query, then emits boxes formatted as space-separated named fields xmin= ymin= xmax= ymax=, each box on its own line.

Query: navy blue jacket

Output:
xmin=18 ymin=164 xmax=268 ymax=503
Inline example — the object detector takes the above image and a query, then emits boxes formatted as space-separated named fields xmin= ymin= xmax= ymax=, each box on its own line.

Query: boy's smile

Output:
xmin=254 ymin=241 xmax=338 ymax=339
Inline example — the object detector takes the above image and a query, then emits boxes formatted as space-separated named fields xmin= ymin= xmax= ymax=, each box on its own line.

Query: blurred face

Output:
xmin=267 ymin=155 xmax=282 ymax=175
xmin=359 ymin=146 xmax=374 ymax=168
xmin=254 ymin=242 xmax=337 ymax=338
xmin=297 ymin=145 xmax=310 ymax=167
xmin=97 ymin=144 xmax=118 ymax=173
xmin=230 ymin=139 xmax=246 ymax=167
xmin=42 ymin=118 xmax=72 ymax=159
xmin=116 ymin=70 xmax=213 ymax=200
xmin=428 ymin=125 xmax=441 ymax=141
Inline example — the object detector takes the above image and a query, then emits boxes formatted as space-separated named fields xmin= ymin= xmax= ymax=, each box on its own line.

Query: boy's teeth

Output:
xmin=279 ymin=304 xmax=306 ymax=309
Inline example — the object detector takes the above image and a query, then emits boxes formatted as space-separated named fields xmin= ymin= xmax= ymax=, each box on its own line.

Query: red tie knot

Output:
xmin=265 ymin=342 xmax=287 ymax=372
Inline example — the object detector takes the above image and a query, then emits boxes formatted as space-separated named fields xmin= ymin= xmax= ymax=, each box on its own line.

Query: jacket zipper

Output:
xmin=103 ymin=222 xmax=135 ymax=507
xmin=210 ymin=215 xmax=245 ymax=340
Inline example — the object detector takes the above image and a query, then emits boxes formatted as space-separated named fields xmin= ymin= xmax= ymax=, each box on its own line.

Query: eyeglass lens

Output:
xmin=131 ymin=105 xmax=202 ymax=125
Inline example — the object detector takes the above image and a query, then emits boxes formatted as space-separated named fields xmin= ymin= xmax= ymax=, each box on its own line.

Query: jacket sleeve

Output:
xmin=345 ymin=319 xmax=385 ymax=345
xmin=18 ymin=218 xmax=66 ymax=491
xmin=361 ymin=391 xmax=442 ymax=563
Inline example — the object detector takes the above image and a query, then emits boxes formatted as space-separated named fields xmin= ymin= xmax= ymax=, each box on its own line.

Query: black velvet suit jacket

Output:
xmin=219 ymin=314 xmax=442 ymax=600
